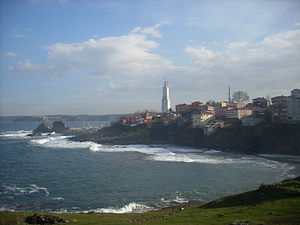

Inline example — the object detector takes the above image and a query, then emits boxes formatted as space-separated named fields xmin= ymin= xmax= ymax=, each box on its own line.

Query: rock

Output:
xmin=228 ymin=220 xmax=250 ymax=225
xmin=282 ymin=176 xmax=300 ymax=182
xmin=25 ymin=213 xmax=68 ymax=224
xmin=33 ymin=123 xmax=51 ymax=134
xmin=27 ymin=133 xmax=42 ymax=137
xmin=51 ymin=120 xmax=68 ymax=133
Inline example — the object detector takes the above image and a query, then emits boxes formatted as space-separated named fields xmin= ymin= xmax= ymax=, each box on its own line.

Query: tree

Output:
xmin=232 ymin=91 xmax=249 ymax=103
xmin=206 ymin=100 xmax=216 ymax=105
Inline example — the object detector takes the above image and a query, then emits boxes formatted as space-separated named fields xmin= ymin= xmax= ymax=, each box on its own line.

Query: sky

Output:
xmin=0 ymin=0 xmax=300 ymax=116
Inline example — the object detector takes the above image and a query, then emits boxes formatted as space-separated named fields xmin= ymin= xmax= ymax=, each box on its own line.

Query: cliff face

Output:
xmin=71 ymin=123 xmax=300 ymax=155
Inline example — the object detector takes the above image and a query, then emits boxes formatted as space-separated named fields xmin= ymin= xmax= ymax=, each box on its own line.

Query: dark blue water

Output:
xmin=1 ymin=122 xmax=299 ymax=213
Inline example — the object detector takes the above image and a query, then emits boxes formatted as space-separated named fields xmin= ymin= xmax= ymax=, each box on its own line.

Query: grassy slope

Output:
xmin=1 ymin=180 xmax=300 ymax=225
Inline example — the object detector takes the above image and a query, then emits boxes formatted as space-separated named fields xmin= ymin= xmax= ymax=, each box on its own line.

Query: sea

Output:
xmin=1 ymin=121 xmax=300 ymax=213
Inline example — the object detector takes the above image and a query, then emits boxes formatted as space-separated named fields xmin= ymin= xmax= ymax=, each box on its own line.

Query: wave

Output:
xmin=27 ymin=134 xmax=296 ymax=174
xmin=0 ymin=130 xmax=31 ymax=138
xmin=51 ymin=197 xmax=64 ymax=201
xmin=2 ymin=184 xmax=49 ymax=196
xmin=90 ymin=202 xmax=153 ymax=213
xmin=52 ymin=203 xmax=153 ymax=214
xmin=23 ymin=133 xmax=296 ymax=180
xmin=160 ymin=192 xmax=188 ymax=204
xmin=30 ymin=136 xmax=96 ymax=149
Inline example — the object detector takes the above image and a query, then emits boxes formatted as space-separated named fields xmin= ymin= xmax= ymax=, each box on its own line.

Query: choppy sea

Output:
xmin=1 ymin=121 xmax=300 ymax=213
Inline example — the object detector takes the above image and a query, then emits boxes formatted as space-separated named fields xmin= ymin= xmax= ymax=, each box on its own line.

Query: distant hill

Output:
xmin=0 ymin=114 xmax=130 ymax=123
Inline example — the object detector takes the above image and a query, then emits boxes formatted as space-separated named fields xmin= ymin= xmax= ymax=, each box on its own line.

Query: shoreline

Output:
xmin=69 ymin=122 xmax=300 ymax=156
xmin=1 ymin=178 xmax=300 ymax=225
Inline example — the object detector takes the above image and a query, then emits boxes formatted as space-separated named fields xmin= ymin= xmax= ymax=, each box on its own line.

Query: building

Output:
xmin=241 ymin=117 xmax=264 ymax=126
xmin=215 ymin=107 xmax=229 ymax=119
xmin=161 ymin=81 xmax=171 ymax=113
xmin=176 ymin=104 xmax=190 ymax=113
xmin=190 ymin=101 xmax=203 ymax=109
xmin=291 ymin=89 xmax=300 ymax=97
xmin=191 ymin=111 xmax=214 ymax=128
xmin=286 ymin=96 xmax=300 ymax=121
xmin=252 ymin=97 xmax=270 ymax=109
xmin=220 ymin=101 xmax=229 ymax=108
xmin=271 ymin=95 xmax=288 ymax=122
xmin=225 ymin=109 xmax=252 ymax=120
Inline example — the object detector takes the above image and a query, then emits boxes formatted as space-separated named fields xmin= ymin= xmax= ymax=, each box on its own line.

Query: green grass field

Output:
xmin=1 ymin=179 xmax=300 ymax=225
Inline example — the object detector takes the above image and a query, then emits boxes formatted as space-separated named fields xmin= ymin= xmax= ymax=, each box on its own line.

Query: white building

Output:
xmin=161 ymin=80 xmax=171 ymax=113
xmin=191 ymin=111 xmax=214 ymax=128
xmin=287 ymin=96 xmax=300 ymax=121
xmin=225 ymin=109 xmax=252 ymax=120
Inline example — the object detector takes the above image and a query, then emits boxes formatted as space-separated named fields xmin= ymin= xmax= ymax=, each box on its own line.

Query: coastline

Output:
xmin=69 ymin=122 xmax=300 ymax=156
xmin=1 ymin=178 xmax=300 ymax=225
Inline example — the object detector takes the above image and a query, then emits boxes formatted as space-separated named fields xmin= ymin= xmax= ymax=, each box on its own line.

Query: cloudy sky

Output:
xmin=1 ymin=0 xmax=300 ymax=116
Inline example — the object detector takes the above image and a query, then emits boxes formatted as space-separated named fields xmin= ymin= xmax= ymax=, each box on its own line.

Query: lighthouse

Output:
xmin=161 ymin=80 xmax=171 ymax=113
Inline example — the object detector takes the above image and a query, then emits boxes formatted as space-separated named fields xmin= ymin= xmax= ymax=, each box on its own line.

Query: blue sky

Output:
xmin=1 ymin=0 xmax=300 ymax=116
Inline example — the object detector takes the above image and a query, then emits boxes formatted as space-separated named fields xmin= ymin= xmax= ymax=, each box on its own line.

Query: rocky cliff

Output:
xmin=71 ymin=122 xmax=300 ymax=155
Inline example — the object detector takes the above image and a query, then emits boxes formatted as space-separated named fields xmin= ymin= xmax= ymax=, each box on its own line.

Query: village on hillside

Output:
xmin=118 ymin=82 xmax=300 ymax=136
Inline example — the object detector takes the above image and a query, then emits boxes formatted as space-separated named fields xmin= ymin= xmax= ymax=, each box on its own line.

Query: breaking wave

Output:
xmin=54 ymin=202 xmax=153 ymax=214
xmin=89 ymin=202 xmax=153 ymax=213
xmin=25 ymin=134 xmax=296 ymax=172
xmin=0 ymin=130 xmax=31 ymax=138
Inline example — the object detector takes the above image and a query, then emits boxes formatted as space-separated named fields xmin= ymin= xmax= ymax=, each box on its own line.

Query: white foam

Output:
xmin=52 ymin=197 xmax=64 ymax=201
xmin=0 ymin=130 xmax=31 ymax=138
xmin=90 ymin=202 xmax=153 ymax=213
xmin=2 ymin=184 xmax=49 ymax=196
xmin=30 ymin=136 xmax=97 ymax=149
xmin=27 ymin=134 xmax=296 ymax=176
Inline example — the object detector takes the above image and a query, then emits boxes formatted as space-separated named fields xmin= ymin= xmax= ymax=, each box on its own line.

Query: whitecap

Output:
xmin=0 ymin=130 xmax=31 ymax=138
xmin=160 ymin=192 xmax=188 ymax=204
xmin=90 ymin=202 xmax=153 ymax=213
xmin=52 ymin=197 xmax=64 ymax=201
xmin=2 ymin=184 xmax=49 ymax=196
xmin=30 ymin=135 xmax=96 ymax=149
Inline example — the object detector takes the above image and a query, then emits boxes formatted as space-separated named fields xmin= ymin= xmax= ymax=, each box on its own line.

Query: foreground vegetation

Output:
xmin=1 ymin=178 xmax=300 ymax=225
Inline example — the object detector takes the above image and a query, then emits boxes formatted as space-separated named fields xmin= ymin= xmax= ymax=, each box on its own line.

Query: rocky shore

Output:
xmin=70 ymin=122 xmax=300 ymax=155
xmin=30 ymin=120 xmax=300 ymax=155
xmin=28 ymin=120 xmax=100 ymax=137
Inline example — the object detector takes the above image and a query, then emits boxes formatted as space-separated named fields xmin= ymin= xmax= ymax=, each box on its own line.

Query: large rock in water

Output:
xmin=33 ymin=122 xmax=51 ymax=134
xmin=51 ymin=120 xmax=68 ymax=133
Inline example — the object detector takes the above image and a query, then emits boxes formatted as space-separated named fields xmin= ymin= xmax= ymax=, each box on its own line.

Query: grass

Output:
xmin=1 ymin=180 xmax=300 ymax=225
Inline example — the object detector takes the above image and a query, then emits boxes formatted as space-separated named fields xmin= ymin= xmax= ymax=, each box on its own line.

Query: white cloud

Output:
xmin=1 ymin=52 xmax=18 ymax=58
xmin=227 ymin=42 xmax=248 ymax=49
xmin=131 ymin=20 xmax=169 ymax=38
xmin=12 ymin=34 xmax=29 ymax=39
xmin=8 ymin=26 xmax=300 ymax=107
xmin=185 ymin=46 xmax=217 ymax=65
xmin=294 ymin=22 xmax=300 ymax=27
xmin=183 ymin=28 xmax=300 ymax=98
xmin=30 ymin=0 xmax=68 ymax=3
xmin=10 ymin=33 xmax=172 ymax=80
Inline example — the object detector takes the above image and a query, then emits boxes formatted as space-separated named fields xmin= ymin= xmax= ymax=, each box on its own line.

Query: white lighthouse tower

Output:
xmin=161 ymin=80 xmax=171 ymax=113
